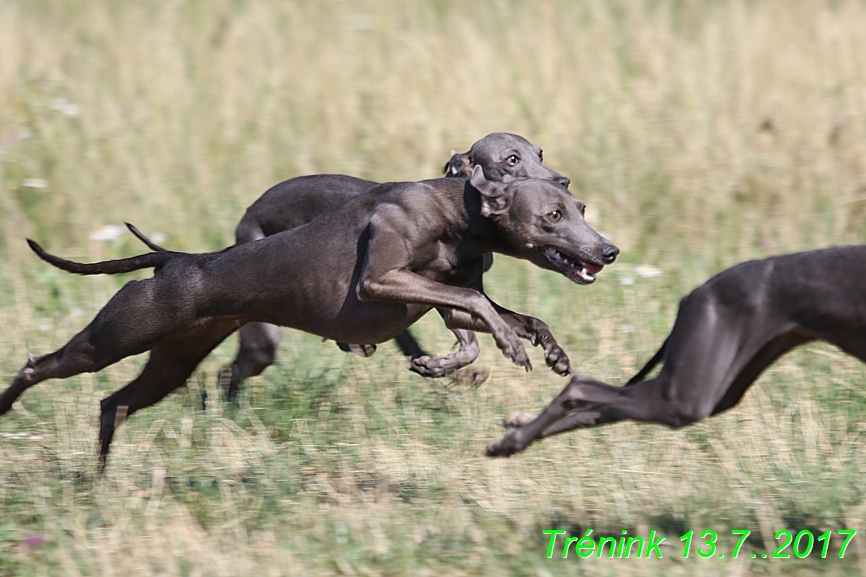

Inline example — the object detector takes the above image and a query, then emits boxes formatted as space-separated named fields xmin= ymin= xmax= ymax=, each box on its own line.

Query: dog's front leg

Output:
xmin=408 ymin=323 xmax=481 ymax=378
xmin=358 ymin=269 xmax=531 ymax=371
xmin=439 ymin=305 xmax=571 ymax=376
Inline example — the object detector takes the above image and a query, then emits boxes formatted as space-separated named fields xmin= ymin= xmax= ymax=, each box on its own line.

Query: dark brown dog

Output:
xmin=227 ymin=133 xmax=571 ymax=398
xmin=1 ymin=167 xmax=617 ymax=465
xmin=487 ymin=246 xmax=866 ymax=457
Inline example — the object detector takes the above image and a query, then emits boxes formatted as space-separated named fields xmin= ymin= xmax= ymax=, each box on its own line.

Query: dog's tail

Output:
xmin=125 ymin=222 xmax=167 ymax=252
xmin=625 ymin=337 xmax=668 ymax=386
xmin=27 ymin=239 xmax=176 ymax=275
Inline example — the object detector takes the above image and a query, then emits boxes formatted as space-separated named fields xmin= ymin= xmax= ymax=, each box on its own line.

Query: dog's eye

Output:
xmin=579 ymin=204 xmax=586 ymax=217
xmin=538 ymin=150 xmax=543 ymax=162
xmin=548 ymin=210 xmax=562 ymax=222
xmin=506 ymin=155 xmax=519 ymax=166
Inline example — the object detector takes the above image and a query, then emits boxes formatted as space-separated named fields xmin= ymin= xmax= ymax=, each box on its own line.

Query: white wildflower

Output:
xmin=63 ymin=102 xmax=81 ymax=117
xmin=21 ymin=178 xmax=48 ymax=188
xmin=0 ymin=432 xmax=43 ymax=440
xmin=635 ymin=265 xmax=662 ymax=278
xmin=89 ymin=224 xmax=123 ymax=241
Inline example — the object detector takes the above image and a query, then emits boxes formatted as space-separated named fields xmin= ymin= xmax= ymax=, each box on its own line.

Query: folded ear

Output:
xmin=470 ymin=165 xmax=512 ymax=217
xmin=443 ymin=151 xmax=472 ymax=177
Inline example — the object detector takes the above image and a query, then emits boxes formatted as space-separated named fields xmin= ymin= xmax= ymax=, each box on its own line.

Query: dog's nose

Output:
xmin=601 ymin=243 xmax=619 ymax=264
xmin=555 ymin=175 xmax=571 ymax=189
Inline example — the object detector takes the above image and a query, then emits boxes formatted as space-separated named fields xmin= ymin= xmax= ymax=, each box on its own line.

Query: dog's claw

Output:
xmin=501 ymin=338 xmax=532 ymax=371
xmin=515 ymin=355 xmax=532 ymax=372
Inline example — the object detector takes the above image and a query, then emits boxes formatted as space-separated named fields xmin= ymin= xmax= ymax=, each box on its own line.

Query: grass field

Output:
xmin=2 ymin=0 xmax=866 ymax=575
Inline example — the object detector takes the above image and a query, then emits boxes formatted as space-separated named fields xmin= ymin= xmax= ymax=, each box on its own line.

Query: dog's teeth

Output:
xmin=574 ymin=267 xmax=596 ymax=282
xmin=545 ymin=247 xmax=591 ymax=277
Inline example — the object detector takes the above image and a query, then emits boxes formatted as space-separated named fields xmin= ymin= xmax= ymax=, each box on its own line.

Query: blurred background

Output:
xmin=1 ymin=0 xmax=866 ymax=575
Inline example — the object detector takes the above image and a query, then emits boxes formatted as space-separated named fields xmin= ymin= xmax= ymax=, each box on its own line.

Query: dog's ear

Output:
xmin=470 ymin=165 xmax=512 ymax=217
xmin=443 ymin=150 xmax=473 ymax=177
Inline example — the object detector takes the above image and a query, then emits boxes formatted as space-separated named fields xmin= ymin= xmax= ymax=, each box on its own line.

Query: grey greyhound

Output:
xmin=1 ymin=167 xmax=617 ymax=464
xmin=486 ymin=245 xmax=866 ymax=457
xmin=228 ymin=133 xmax=571 ymax=399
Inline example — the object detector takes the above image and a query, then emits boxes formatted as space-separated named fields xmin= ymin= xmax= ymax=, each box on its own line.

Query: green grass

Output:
xmin=2 ymin=0 xmax=866 ymax=575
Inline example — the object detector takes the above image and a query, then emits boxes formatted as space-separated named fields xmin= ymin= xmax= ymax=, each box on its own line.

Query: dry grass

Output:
xmin=2 ymin=0 xmax=866 ymax=575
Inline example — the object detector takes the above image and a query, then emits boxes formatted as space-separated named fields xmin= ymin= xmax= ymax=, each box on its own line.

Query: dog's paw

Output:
xmin=485 ymin=432 xmax=523 ymax=457
xmin=544 ymin=345 xmax=572 ymax=376
xmin=501 ymin=411 xmax=536 ymax=429
xmin=494 ymin=333 xmax=531 ymax=372
xmin=506 ymin=341 xmax=532 ymax=371
xmin=513 ymin=349 xmax=532 ymax=372
xmin=410 ymin=355 xmax=457 ymax=377
xmin=409 ymin=355 xmax=437 ymax=376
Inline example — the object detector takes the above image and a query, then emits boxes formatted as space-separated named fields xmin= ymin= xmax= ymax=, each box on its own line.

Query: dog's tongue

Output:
xmin=583 ymin=261 xmax=604 ymax=275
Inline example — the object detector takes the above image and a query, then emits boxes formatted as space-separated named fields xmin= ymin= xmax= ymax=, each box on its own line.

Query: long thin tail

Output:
xmin=125 ymin=222 xmax=167 ymax=252
xmin=625 ymin=337 xmax=668 ymax=386
xmin=27 ymin=239 xmax=176 ymax=275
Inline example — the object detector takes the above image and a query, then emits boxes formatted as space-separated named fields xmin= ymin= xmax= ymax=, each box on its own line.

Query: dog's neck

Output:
xmin=458 ymin=182 xmax=521 ymax=261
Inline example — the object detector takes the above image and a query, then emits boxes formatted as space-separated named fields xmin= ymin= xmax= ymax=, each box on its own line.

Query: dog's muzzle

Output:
xmin=542 ymin=247 xmax=605 ymax=284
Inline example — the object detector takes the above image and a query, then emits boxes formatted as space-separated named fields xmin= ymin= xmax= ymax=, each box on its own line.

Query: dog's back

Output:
xmin=235 ymin=174 xmax=376 ymax=243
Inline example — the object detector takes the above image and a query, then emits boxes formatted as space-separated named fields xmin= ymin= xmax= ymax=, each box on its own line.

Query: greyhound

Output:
xmin=486 ymin=245 xmax=866 ymax=457
xmin=228 ymin=133 xmax=571 ymax=399
xmin=1 ymin=167 xmax=618 ymax=464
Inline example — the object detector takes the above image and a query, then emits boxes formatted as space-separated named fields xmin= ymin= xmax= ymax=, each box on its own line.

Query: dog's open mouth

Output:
xmin=542 ymin=247 xmax=604 ymax=284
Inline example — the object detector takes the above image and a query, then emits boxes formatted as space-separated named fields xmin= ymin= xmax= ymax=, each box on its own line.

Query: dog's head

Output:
xmin=469 ymin=166 xmax=617 ymax=285
xmin=444 ymin=133 xmax=571 ymax=189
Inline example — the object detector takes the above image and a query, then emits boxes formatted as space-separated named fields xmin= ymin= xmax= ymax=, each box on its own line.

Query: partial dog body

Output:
xmin=486 ymin=246 xmax=866 ymax=457
xmin=230 ymin=133 xmax=570 ymax=397
xmin=2 ymin=168 xmax=616 ymax=463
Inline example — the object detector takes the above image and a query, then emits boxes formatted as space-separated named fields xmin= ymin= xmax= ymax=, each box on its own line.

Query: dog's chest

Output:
xmin=423 ymin=256 xmax=457 ymax=276
xmin=415 ymin=255 xmax=478 ymax=289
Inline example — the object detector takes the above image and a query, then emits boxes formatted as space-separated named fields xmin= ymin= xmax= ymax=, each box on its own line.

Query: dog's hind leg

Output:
xmin=486 ymin=375 xmax=677 ymax=456
xmin=99 ymin=319 xmax=240 ymax=467
xmin=1 ymin=275 xmax=202 ymax=417
xmin=497 ymin=330 xmax=814 ymax=451
xmin=225 ymin=322 xmax=283 ymax=402
xmin=393 ymin=330 xmax=428 ymax=360
xmin=0 ymin=327 xmax=113 ymax=416
xmin=0 ymin=353 xmax=74 ymax=416
xmin=487 ymin=290 xmax=790 ymax=456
